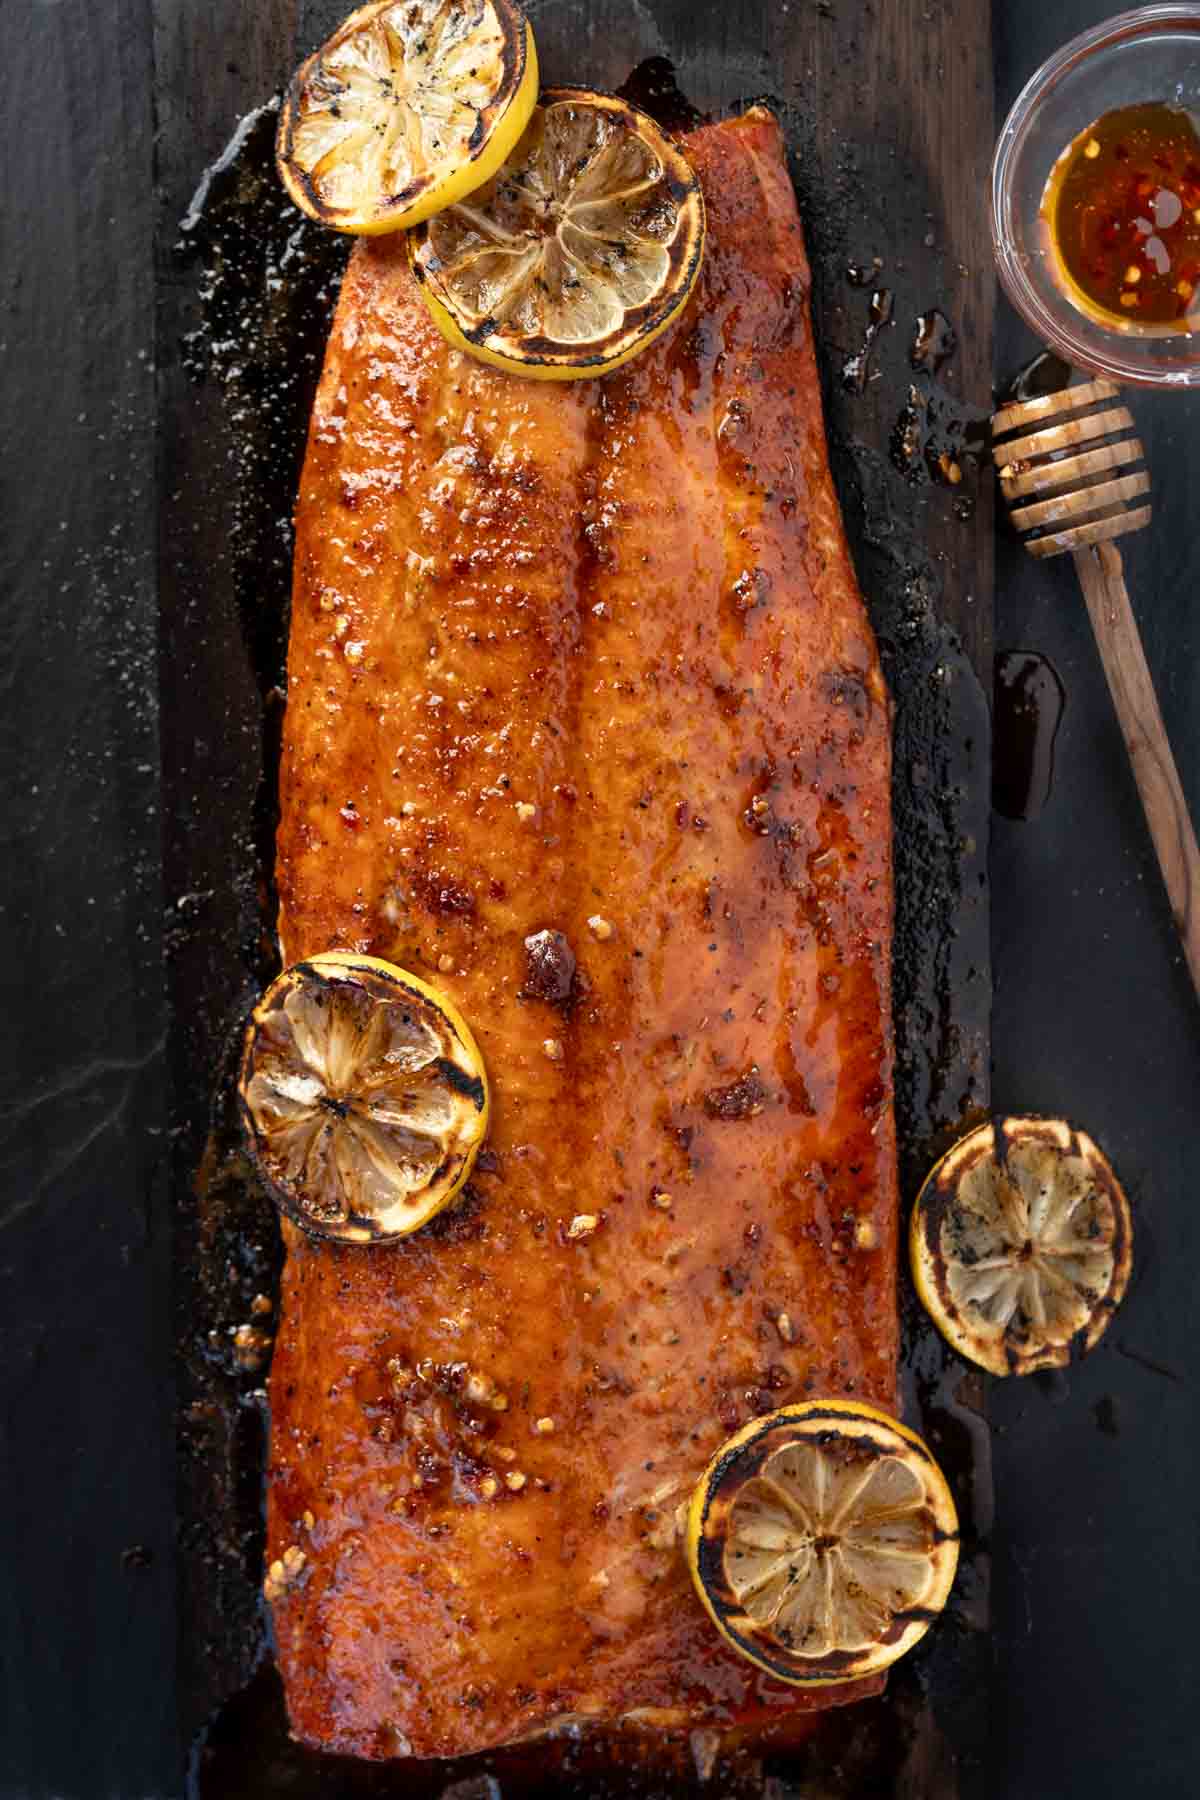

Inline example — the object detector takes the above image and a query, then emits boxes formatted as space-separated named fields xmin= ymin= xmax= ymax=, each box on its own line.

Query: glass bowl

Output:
xmin=992 ymin=4 xmax=1200 ymax=388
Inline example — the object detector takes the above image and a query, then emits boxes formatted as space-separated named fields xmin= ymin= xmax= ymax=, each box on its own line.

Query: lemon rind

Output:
xmin=408 ymin=85 xmax=706 ymax=381
xmin=685 ymin=1399 xmax=960 ymax=1687
xmin=239 ymin=951 xmax=490 ymax=1245
xmin=277 ymin=5 xmax=538 ymax=237
xmin=910 ymin=1115 xmax=1134 ymax=1379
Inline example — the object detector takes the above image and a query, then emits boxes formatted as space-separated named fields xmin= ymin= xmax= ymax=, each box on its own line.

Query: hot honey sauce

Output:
xmin=1042 ymin=101 xmax=1200 ymax=332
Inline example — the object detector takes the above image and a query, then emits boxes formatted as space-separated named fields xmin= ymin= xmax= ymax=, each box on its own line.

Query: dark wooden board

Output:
xmin=4 ymin=2 xmax=993 ymax=1796
xmin=9 ymin=1 xmax=1200 ymax=1796
xmin=0 ymin=6 xmax=176 ymax=1798
xmin=157 ymin=2 xmax=996 ymax=1793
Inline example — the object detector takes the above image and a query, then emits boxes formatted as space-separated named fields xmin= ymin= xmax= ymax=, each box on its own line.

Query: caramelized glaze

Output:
xmin=268 ymin=108 xmax=898 ymax=1761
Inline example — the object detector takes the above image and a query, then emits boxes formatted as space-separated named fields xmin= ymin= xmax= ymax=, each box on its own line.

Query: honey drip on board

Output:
xmin=1042 ymin=101 xmax=1200 ymax=331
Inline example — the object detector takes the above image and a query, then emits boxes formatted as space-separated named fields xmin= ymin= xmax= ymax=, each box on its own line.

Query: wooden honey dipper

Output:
xmin=992 ymin=378 xmax=1200 ymax=999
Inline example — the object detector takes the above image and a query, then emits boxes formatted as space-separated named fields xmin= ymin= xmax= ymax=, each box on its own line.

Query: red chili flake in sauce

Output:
xmin=1044 ymin=101 xmax=1200 ymax=327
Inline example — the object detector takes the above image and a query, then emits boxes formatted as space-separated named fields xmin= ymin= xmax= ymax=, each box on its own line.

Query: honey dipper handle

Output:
xmin=1073 ymin=541 xmax=1200 ymax=1001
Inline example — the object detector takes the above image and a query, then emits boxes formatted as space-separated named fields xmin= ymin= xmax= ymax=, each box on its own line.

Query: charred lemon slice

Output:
xmin=409 ymin=87 xmax=706 ymax=379
xmin=276 ymin=0 xmax=537 ymax=235
xmin=910 ymin=1115 xmax=1133 ymax=1377
xmin=238 ymin=952 xmax=488 ymax=1243
xmin=686 ymin=1400 xmax=959 ymax=1686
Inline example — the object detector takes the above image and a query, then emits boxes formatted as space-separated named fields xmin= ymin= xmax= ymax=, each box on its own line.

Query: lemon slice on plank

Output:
xmin=910 ymin=1115 xmax=1133 ymax=1377
xmin=686 ymin=1400 xmax=959 ymax=1686
xmin=238 ymin=952 xmax=489 ymax=1243
xmin=276 ymin=0 xmax=537 ymax=235
xmin=409 ymin=87 xmax=706 ymax=379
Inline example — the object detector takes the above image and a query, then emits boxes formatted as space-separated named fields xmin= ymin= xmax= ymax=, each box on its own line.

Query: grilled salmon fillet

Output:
xmin=267 ymin=105 xmax=898 ymax=1761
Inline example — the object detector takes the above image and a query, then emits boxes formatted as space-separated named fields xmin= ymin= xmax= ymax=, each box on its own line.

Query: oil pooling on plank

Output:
xmin=992 ymin=651 xmax=1066 ymax=821
xmin=842 ymin=287 xmax=894 ymax=394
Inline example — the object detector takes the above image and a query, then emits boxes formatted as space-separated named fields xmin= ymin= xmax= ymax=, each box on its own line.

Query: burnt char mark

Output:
xmin=521 ymin=928 xmax=577 ymax=1008
xmin=915 ymin=1177 xmax=956 ymax=1316
xmin=703 ymin=1066 xmax=768 ymax=1120
xmin=463 ymin=313 xmax=499 ymax=346
xmin=432 ymin=1058 xmax=486 ymax=1110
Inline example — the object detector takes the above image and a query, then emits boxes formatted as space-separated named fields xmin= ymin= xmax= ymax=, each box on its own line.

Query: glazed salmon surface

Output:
xmin=268 ymin=107 xmax=899 ymax=1760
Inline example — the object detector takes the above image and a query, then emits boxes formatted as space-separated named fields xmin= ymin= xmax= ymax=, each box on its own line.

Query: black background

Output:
xmin=2 ymin=2 xmax=1198 ymax=1797
xmin=989 ymin=6 xmax=1200 ymax=1797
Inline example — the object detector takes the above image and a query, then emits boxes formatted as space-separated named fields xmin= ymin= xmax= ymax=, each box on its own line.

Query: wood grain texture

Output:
xmin=2 ymin=2 xmax=176 ymax=1796
xmin=1073 ymin=542 xmax=1200 ymax=999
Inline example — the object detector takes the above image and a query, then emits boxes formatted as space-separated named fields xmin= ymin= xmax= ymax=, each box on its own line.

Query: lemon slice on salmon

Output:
xmin=686 ymin=1400 xmax=959 ymax=1686
xmin=910 ymin=1115 xmax=1133 ymax=1377
xmin=408 ymin=87 xmax=706 ymax=379
xmin=277 ymin=0 xmax=537 ymax=235
xmin=238 ymin=953 xmax=489 ymax=1243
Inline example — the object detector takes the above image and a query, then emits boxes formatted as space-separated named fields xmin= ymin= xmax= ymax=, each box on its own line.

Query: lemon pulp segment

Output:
xmin=238 ymin=952 xmax=489 ymax=1243
xmin=409 ymin=86 xmax=705 ymax=378
xmin=277 ymin=0 xmax=537 ymax=235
